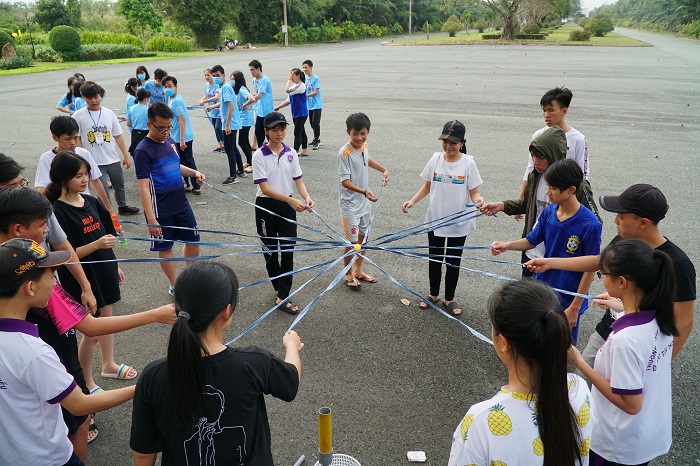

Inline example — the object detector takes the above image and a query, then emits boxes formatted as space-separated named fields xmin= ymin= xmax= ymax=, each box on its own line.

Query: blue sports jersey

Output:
xmin=253 ymin=75 xmax=273 ymax=117
xmin=57 ymin=94 xmax=76 ymax=111
xmin=219 ymin=82 xmax=241 ymax=131
xmin=526 ymin=204 xmax=602 ymax=310
xmin=289 ymin=92 xmax=308 ymax=119
xmin=305 ymin=74 xmax=322 ymax=110
xmin=143 ymin=80 xmax=167 ymax=104
xmin=169 ymin=94 xmax=194 ymax=143
xmin=205 ymin=83 xmax=220 ymax=118
xmin=134 ymin=137 xmax=188 ymax=218
xmin=237 ymin=86 xmax=254 ymax=127
xmin=128 ymin=103 xmax=149 ymax=131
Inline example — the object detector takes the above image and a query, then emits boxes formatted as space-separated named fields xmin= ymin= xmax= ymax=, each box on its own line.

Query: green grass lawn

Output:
xmin=390 ymin=23 xmax=649 ymax=47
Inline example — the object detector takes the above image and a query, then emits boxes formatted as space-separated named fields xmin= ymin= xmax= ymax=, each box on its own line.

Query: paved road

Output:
xmin=0 ymin=29 xmax=698 ymax=466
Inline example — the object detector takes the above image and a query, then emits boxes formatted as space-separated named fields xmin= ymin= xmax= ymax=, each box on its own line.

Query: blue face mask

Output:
xmin=164 ymin=88 xmax=175 ymax=98
xmin=100 ymin=96 xmax=104 ymax=102
xmin=137 ymin=74 xmax=146 ymax=80
xmin=213 ymin=77 xmax=222 ymax=85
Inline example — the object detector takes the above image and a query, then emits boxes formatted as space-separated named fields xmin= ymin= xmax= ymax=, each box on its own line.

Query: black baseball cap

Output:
xmin=263 ymin=112 xmax=288 ymax=128
xmin=0 ymin=238 xmax=70 ymax=284
xmin=599 ymin=184 xmax=668 ymax=222
xmin=438 ymin=120 xmax=466 ymax=143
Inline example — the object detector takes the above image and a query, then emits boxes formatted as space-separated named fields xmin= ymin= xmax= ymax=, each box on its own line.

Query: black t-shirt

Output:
xmin=596 ymin=236 xmax=697 ymax=339
xmin=53 ymin=194 xmax=120 ymax=308
xmin=130 ymin=346 xmax=299 ymax=466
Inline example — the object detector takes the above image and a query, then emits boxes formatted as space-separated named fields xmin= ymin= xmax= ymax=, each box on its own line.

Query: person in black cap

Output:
xmin=525 ymin=183 xmax=696 ymax=361
xmin=251 ymin=112 xmax=314 ymax=314
xmin=0 ymin=238 xmax=136 ymax=466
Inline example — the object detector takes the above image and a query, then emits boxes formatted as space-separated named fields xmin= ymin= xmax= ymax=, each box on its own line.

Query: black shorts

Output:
xmin=150 ymin=205 xmax=200 ymax=251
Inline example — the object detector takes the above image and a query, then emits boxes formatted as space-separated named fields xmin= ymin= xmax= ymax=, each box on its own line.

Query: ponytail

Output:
xmin=46 ymin=151 xmax=91 ymax=203
xmin=44 ymin=182 xmax=62 ymax=203
xmin=640 ymin=249 xmax=678 ymax=336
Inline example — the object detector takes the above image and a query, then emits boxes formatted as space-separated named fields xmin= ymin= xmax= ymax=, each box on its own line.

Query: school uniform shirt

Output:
xmin=72 ymin=106 xmax=124 ymax=166
xmin=53 ymin=194 xmax=120 ymax=309
xmin=134 ymin=136 xmax=188 ymax=218
xmin=288 ymin=82 xmax=308 ymax=118
xmin=130 ymin=346 xmax=299 ymax=466
xmin=57 ymin=94 xmax=75 ymax=111
xmin=419 ymin=152 xmax=483 ymax=237
xmin=338 ymin=141 xmax=371 ymax=218
xmin=449 ymin=373 xmax=592 ymax=466
xmin=220 ymin=81 xmax=242 ymax=131
xmin=237 ymin=86 xmax=254 ymax=127
xmin=168 ymin=94 xmax=194 ymax=143
xmin=305 ymin=74 xmax=322 ymax=110
xmin=526 ymin=204 xmax=602 ymax=309
xmin=591 ymin=311 xmax=673 ymax=464
xmin=253 ymin=75 xmax=274 ymax=117
xmin=128 ymin=103 xmax=150 ymax=131
xmin=143 ymin=80 xmax=167 ymax=104
xmin=252 ymin=143 xmax=302 ymax=198
xmin=35 ymin=147 xmax=102 ymax=196
xmin=0 ymin=319 xmax=77 ymax=466
xmin=205 ymin=83 xmax=221 ymax=119
xmin=524 ymin=126 xmax=589 ymax=181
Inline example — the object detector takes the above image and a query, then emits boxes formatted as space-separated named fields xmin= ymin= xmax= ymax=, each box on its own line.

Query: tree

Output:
xmin=234 ymin=0 xmax=280 ymax=43
xmin=34 ymin=0 xmax=72 ymax=31
xmin=587 ymin=12 xmax=614 ymax=36
xmin=66 ymin=0 xmax=81 ymax=28
xmin=460 ymin=11 xmax=472 ymax=31
xmin=442 ymin=14 xmax=463 ymax=36
xmin=117 ymin=0 xmax=163 ymax=52
xmin=160 ymin=0 xmax=235 ymax=47
xmin=522 ymin=0 xmax=570 ymax=23
xmin=482 ymin=0 xmax=523 ymax=39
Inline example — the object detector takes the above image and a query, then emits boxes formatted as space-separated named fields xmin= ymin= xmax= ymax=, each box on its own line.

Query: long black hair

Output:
xmin=136 ymin=65 xmax=150 ymax=84
xmin=231 ymin=70 xmax=248 ymax=95
xmin=167 ymin=261 xmax=239 ymax=427
xmin=600 ymin=238 xmax=678 ymax=336
xmin=488 ymin=280 xmax=582 ymax=466
xmin=65 ymin=76 xmax=77 ymax=104
xmin=125 ymin=77 xmax=139 ymax=97
xmin=45 ymin=151 xmax=91 ymax=203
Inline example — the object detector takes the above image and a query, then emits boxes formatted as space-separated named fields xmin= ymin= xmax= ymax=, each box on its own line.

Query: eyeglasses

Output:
xmin=151 ymin=123 xmax=172 ymax=134
xmin=596 ymin=270 xmax=613 ymax=279
xmin=20 ymin=178 xmax=28 ymax=187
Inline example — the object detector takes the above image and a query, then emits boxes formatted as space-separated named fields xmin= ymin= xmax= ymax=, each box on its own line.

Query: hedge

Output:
xmin=0 ymin=55 xmax=32 ymax=70
xmin=49 ymin=25 xmax=80 ymax=53
xmin=514 ymin=33 xmax=546 ymax=39
xmin=482 ymin=34 xmax=502 ymax=39
xmin=60 ymin=44 xmax=141 ymax=61
xmin=569 ymin=29 xmax=591 ymax=41
xmin=80 ymin=31 xmax=141 ymax=47
xmin=146 ymin=36 xmax=190 ymax=52
xmin=273 ymin=20 xmax=392 ymax=44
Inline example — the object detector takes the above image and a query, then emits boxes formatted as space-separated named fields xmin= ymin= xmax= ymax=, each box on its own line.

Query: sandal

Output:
xmin=443 ymin=300 xmax=462 ymax=316
xmin=87 ymin=415 xmax=98 ymax=444
xmin=278 ymin=300 xmax=300 ymax=315
xmin=244 ymin=167 xmax=253 ymax=173
xmin=101 ymin=364 xmax=137 ymax=380
xmin=344 ymin=277 xmax=361 ymax=289
xmin=192 ymin=189 xmax=202 ymax=195
xmin=418 ymin=296 xmax=440 ymax=309
xmin=184 ymin=186 xmax=192 ymax=192
xmin=355 ymin=273 xmax=376 ymax=283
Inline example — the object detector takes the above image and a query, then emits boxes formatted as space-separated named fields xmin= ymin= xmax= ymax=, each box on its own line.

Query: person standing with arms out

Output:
xmin=232 ymin=70 xmax=255 ymax=173
xmin=274 ymin=68 xmax=309 ymax=157
xmin=197 ymin=68 xmax=224 ymax=153
xmin=212 ymin=64 xmax=245 ymax=185
xmin=162 ymin=75 xmax=199 ymax=194
xmin=249 ymin=59 xmax=274 ymax=155
xmin=402 ymin=120 xmax=484 ymax=316
xmin=302 ymin=59 xmax=323 ymax=150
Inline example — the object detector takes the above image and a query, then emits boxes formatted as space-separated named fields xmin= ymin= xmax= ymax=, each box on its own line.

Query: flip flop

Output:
xmin=344 ymin=277 xmax=361 ymax=289
xmin=87 ymin=416 xmax=98 ymax=444
xmin=418 ymin=296 xmax=441 ymax=309
xmin=101 ymin=364 xmax=137 ymax=380
xmin=443 ymin=301 xmax=463 ymax=316
xmin=355 ymin=273 xmax=377 ymax=283
xmin=278 ymin=301 xmax=300 ymax=315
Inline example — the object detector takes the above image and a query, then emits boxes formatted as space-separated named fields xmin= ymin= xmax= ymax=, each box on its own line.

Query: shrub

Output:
xmin=577 ymin=17 xmax=589 ymax=28
xmin=80 ymin=31 xmax=141 ymax=47
xmin=139 ymin=51 xmax=157 ymax=57
xmin=49 ymin=25 xmax=80 ymax=53
xmin=522 ymin=22 xmax=540 ymax=34
xmin=390 ymin=22 xmax=403 ymax=35
xmin=306 ymin=24 xmax=322 ymax=42
xmin=680 ymin=20 xmax=700 ymax=38
xmin=274 ymin=24 xmax=308 ymax=44
xmin=0 ymin=29 xmax=14 ymax=48
xmin=442 ymin=15 xmax=463 ymax=37
xmin=0 ymin=54 xmax=32 ymax=69
xmin=514 ymin=33 xmax=546 ymax=39
xmin=34 ymin=45 xmax=62 ymax=61
xmin=473 ymin=21 xmax=487 ymax=33
xmin=15 ymin=31 xmax=49 ymax=45
xmin=60 ymin=44 xmax=141 ymax=61
xmin=587 ymin=13 xmax=614 ymax=37
xmin=146 ymin=36 xmax=189 ymax=52
xmin=493 ymin=19 xmax=505 ymax=30
xmin=569 ymin=29 xmax=591 ymax=41
xmin=482 ymin=33 xmax=502 ymax=39
xmin=319 ymin=20 xmax=341 ymax=42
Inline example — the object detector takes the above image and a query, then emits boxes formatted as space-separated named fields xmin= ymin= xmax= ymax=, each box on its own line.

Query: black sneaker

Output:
xmin=222 ymin=177 xmax=239 ymax=185
xmin=118 ymin=205 xmax=140 ymax=215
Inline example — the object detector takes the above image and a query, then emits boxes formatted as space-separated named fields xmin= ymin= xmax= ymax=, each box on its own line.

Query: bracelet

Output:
xmin=363 ymin=189 xmax=367 ymax=197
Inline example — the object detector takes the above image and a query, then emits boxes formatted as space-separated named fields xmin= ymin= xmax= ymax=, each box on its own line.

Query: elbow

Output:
xmin=622 ymin=405 xmax=642 ymax=415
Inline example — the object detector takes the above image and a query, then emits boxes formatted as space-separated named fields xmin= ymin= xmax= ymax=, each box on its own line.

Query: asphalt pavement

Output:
xmin=0 ymin=28 xmax=698 ymax=465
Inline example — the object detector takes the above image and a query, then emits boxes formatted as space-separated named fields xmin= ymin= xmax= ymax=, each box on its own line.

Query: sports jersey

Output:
xmin=125 ymin=93 xmax=138 ymax=131
xmin=205 ymin=83 xmax=221 ymax=118
xmin=220 ymin=81 xmax=241 ymax=131
xmin=338 ymin=141 xmax=371 ymax=217
xmin=57 ymin=94 xmax=75 ymax=111
xmin=35 ymin=147 xmax=102 ymax=195
xmin=72 ymin=106 xmax=124 ymax=166
xmin=288 ymin=82 xmax=308 ymax=118
xmin=134 ymin=136 xmax=188 ymax=217
xmin=237 ymin=86 xmax=254 ymax=127
xmin=143 ymin=80 xmax=167 ymax=104
xmin=253 ymin=75 xmax=273 ymax=117
xmin=128 ymin=103 xmax=149 ymax=131
xmin=168 ymin=94 xmax=194 ymax=143
xmin=252 ymin=143 xmax=302 ymax=198
xmin=305 ymin=74 xmax=322 ymax=110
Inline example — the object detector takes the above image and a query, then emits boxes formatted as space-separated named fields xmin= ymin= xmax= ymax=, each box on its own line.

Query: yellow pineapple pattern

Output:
xmin=460 ymin=414 xmax=475 ymax=442
xmin=576 ymin=395 xmax=591 ymax=427
xmin=532 ymin=437 xmax=544 ymax=456
xmin=487 ymin=404 xmax=513 ymax=436
xmin=579 ymin=437 xmax=591 ymax=456
xmin=490 ymin=461 xmax=507 ymax=466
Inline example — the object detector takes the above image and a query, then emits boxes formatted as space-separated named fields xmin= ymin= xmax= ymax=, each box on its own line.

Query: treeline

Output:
xmin=592 ymin=0 xmax=700 ymax=37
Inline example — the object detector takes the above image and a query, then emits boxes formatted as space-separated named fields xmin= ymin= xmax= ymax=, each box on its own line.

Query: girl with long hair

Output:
xmin=135 ymin=65 xmax=150 ymax=86
xmin=124 ymin=77 xmax=140 ymax=131
xmin=56 ymin=76 xmax=77 ymax=114
xmin=130 ymin=261 xmax=303 ymax=465
xmin=572 ymin=238 xmax=677 ymax=466
xmin=450 ymin=279 xmax=591 ymax=466
xmin=274 ymin=68 xmax=309 ymax=156
xmin=232 ymin=70 xmax=255 ymax=172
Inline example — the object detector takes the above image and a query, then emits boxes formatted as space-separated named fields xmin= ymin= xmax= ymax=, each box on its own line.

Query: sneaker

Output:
xmin=237 ymin=171 xmax=248 ymax=178
xmin=222 ymin=177 xmax=239 ymax=185
xmin=168 ymin=285 xmax=174 ymax=296
xmin=213 ymin=147 xmax=221 ymax=152
xmin=118 ymin=205 xmax=140 ymax=215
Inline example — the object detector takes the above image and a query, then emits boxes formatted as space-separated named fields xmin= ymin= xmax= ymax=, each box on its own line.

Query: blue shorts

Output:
xmin=150 ymin=205 xmax=200 ymax=251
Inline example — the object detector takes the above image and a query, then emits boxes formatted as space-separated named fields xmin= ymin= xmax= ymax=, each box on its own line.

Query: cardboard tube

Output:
xmin=318 ymin=407 xmax=332 ymax=455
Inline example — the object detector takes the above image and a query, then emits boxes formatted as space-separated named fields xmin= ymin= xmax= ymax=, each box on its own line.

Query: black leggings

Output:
xmin=292 ymin=116 xmax=308 ymax=152
xmin=428 ymin=231 xmax=466 ymax=302
xmin=239 ymin=126 xmax=253 ymax=165
xmin=308 ymin=108 xmax=321 ymax=141
xmin=255 ymin=197 xmax=297 ymax=300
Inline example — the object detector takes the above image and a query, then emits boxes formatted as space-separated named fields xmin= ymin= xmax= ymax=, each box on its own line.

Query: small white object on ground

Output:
xmin=400 ymin=298 xmax=410 ymax=306
xmin=407 ymin=451 xmax=426 ymax=462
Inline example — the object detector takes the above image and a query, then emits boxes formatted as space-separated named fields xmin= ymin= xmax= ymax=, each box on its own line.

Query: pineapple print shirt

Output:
xmin=449 ymin=373 xmax=592 ymax=466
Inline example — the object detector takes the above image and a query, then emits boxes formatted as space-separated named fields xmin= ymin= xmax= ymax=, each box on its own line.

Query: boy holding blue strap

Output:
xmin=212 ymin=65 xmax=245 ymax=185
xmin=249 ymin=59 xmax=274 ymax=154
xmin=162 ymin=75 xmax=199 ymax=194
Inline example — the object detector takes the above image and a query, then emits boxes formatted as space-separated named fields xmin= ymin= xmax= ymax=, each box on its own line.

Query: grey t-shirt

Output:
xmin=338 ymin=142 xmax=371 ymax=217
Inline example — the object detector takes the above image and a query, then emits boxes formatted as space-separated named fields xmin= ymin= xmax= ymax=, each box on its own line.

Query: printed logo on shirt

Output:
xmin=81 ymin=215 xmax=101 ymax=235
xmin=565 ymin=235 xmax=581 ymax=254
xmin=86 ymin=125 xmax=111 ymax=145
xmin=0 ymin=377 xmax=6 ymax=390
xmin=432 ymin=172 xmax=465 ymax=184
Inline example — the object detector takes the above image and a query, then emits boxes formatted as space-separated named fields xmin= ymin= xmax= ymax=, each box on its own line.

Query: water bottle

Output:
xmin=111 ymin=214 xmax=127 ymax=246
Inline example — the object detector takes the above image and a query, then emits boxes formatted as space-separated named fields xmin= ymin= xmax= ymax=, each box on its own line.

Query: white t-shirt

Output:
xmin=419 ymin=152 xmax=482 ymax=237
xmin=252 ymin=143 xmax=303 ymax=198
xmin=525 ymin=179 xmax=549 ymax=260
xmin=591 ymin=310 xmax=673 ymax=464
xmin=0 ymin=319 xmax=76 ymax=466
xmin=72 ymin=106 xmax=124 ymax=166
xmin=35 ymin=147 xmax=102 ymax=195
xmin=338 ymin=141 xmax=371 ymax=218
xmin=449 ymin=373 xmax=592 ymax=466
xmin=523 ymin=126 xmax=589 ymax=180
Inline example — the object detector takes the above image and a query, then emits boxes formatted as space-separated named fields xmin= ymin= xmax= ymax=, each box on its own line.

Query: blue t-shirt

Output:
xmin=305 ymin=74 xmax=322 ymax=110
xmin=526 ymin=204 xmax=602 ymax=310
xmin=134 ymin=136 xmax=188 ymax=217
xmin=205 ymin=83 xmax=220 ymax=118
xmin=125 ymin=94 xmax=138 ymax=132
xmin=169 ymin=94 xmax=194 ymax=143
xmin=219 ymin=82 xmax=241 ymax=131
xmin=253 ymin=75 xmax=273 ymax=117
xmin=73 ymin=97 xmax=86 ymax=110
xmin=290 ymin=92 xmax=308 ymax=119
xmin=128 ymin=103 xmax=149 ymax=131
xmin=237 ymin=86 xmax=254 ymax=127
xmin=143 ymin=80 xmax=167 ymax=104
xmin=57 ymin=94 xmax=75 ymax=111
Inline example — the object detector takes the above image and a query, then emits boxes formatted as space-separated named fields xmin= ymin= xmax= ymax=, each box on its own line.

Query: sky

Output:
xmin=582 ymin=0 xmax=617 ymax=11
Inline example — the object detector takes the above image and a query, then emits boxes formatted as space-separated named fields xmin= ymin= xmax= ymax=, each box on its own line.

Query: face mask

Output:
xmin=213 ymin=77 xmax=222 ymax=85
xmin=165 ymin=88 xmax=175 ymax=98
xmin=100 ymin=96 xmax=104 ymax=102
xmin=137 ymin=74 xmax=146 ymax=80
